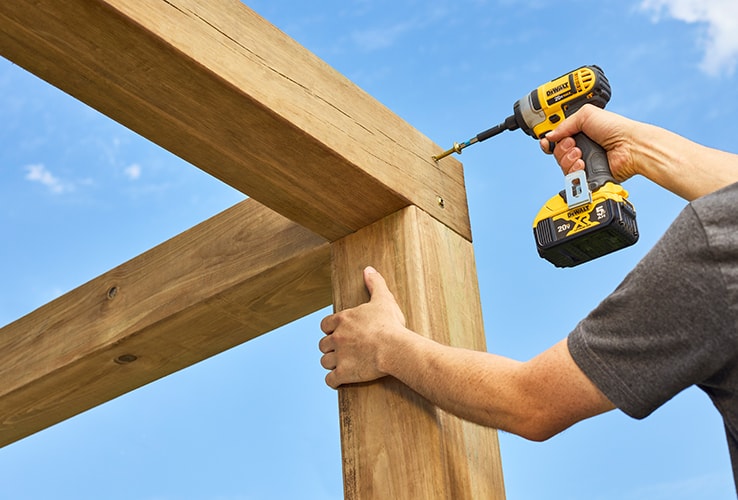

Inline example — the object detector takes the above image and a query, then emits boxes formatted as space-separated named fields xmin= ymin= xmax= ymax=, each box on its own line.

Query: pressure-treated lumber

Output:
xmin=1 ymin=1 xmax=507 ymax=495
xmin=331 ymin=206 xmax=506 ymax=499
xmin=0 ymin=198 xmax=331 ymax=447
xmin=0 ymin=0 xmax=469 ymax=242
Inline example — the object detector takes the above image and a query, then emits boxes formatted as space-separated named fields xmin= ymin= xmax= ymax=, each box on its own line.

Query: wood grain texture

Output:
xmin=331 ymin=206 xmax=506 ymax=499
xmin=0 ymin=199 xmax=331 ymax=447
xmin=0 ymin=0 xmax=469 ymax=242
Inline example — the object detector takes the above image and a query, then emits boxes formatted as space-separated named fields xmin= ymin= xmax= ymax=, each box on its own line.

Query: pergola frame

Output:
xmin=0 ymin=1 xmax=505 ymax=497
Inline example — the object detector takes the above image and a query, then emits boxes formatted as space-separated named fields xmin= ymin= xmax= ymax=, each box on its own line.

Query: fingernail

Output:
xmin=365 ymin=266 xmax=377 ymax=274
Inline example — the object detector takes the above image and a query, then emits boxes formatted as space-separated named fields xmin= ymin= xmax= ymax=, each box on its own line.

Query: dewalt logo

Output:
xmin=567 ymin=205 xmax=590 ymax=218
xmin=546 ymin=82 xmax=569 ymax=97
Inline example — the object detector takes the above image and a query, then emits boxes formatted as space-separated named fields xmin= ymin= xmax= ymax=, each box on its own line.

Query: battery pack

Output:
xmin=533 ymin=184 xmax=638 ymax=268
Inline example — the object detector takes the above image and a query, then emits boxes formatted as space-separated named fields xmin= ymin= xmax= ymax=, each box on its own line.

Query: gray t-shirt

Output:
xmin=568 ymin=181 xmax=738 ymax=488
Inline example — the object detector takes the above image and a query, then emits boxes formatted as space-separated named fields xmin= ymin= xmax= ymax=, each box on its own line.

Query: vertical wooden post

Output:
xmin=331 ymin=206 xmax=506 ymax=499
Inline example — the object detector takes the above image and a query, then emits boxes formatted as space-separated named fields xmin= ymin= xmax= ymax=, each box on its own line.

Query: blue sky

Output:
xmin=2 ymin=1 xmax=738 ymax=498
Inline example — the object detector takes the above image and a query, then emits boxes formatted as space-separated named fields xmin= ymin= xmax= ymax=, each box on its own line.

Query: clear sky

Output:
xmin=2 ymin=1 xmax=737 ymax=498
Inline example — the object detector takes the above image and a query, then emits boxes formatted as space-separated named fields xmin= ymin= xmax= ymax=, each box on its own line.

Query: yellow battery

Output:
xmin=533 ymin=182 xmax=638 ymax=267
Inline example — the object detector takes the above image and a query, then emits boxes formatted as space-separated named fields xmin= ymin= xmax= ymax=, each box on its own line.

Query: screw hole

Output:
xmin=107 ymin=286 xmax=118 ymax=300
xmin=114 ymin=354 xmax=138 ymax=364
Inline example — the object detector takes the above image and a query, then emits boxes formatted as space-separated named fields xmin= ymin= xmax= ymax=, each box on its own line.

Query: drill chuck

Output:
xmin=475 ymin=115 xmax=520 ymax=142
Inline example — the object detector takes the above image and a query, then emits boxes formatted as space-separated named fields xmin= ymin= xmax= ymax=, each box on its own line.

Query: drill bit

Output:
xmin=432 ymin=115 xmax=519 ymax=161
xmin=432 ymin=139 xmax=478 ymax=161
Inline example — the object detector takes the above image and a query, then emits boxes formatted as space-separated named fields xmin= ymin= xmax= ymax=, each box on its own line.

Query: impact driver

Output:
xmin=433 ymin=65 xmax=638 ymax=267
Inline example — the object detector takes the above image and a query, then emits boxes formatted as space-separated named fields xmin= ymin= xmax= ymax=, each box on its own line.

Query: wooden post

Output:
xmin=331 ymin=206 xmax=506 ymax=499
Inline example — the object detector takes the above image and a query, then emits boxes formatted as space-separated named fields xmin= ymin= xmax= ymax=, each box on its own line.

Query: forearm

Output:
xmin=632 ymin=121 xmax=738 ymax=201
xmin=378 ymin=328 xmax=526 ymax=432
xmin=376 ymin=329 xmax=613 ymax=441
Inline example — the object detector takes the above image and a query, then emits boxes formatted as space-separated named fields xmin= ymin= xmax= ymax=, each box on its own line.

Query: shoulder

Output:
xmin=689 ymin=180 xmax=738 ymax=250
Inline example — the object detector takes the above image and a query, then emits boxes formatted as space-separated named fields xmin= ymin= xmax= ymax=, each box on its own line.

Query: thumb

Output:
xmin=364 ymin=267 xmax=402 ymax=308
xmin=362 ymin=266 xmax=406 ymax=326
xmin=363 ymin=266 xmax=390 ymax=300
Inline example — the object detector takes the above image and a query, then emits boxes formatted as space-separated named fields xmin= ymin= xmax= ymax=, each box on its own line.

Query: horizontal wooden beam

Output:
xmin=0 ymin=0 xmax=470 ymax=242
xmin=0 ymin=199 xmax=331 ymax=447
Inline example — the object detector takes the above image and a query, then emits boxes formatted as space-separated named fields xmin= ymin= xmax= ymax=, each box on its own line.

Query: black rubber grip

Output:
xmin=574 ymin=132 xmax=615 ymax=190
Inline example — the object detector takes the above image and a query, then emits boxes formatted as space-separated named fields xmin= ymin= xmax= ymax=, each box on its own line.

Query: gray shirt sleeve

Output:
xmin=568 ymin=198 xmax=736 ymax=419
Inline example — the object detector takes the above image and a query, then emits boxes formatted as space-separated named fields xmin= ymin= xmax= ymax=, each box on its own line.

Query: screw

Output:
xmin=437 ymin=196 xmax=446 ymax=209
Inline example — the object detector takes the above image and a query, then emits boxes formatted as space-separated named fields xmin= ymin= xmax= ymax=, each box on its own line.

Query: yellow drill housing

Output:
xmin=515 ymin=65 xmax=612 ymax=140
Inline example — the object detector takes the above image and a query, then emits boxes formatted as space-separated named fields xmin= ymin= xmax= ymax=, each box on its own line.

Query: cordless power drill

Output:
xmin=433 ymin=65 xmax=638 ymax=267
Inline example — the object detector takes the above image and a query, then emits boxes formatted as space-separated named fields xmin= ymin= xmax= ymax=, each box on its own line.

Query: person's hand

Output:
xmin=319 ymin=266 xmax=407 ymax=389
xmin=539 ymin=104 xmax=640 ymax=183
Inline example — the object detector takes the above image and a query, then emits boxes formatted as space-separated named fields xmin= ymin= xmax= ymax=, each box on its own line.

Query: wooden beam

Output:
xmin=0 ymin=0 xmax=469 ymax=242
xmin=0 ymin=199 xmax=331 ymax=447
xmin=331 ymin=206 xmax=505 ymax=499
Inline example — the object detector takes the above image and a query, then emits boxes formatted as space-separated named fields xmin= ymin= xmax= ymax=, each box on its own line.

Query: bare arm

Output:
xmin=540 ymin=104 xmax=738 ymax=201
xmin=319 ymin=267 xmax=614 ymax=441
